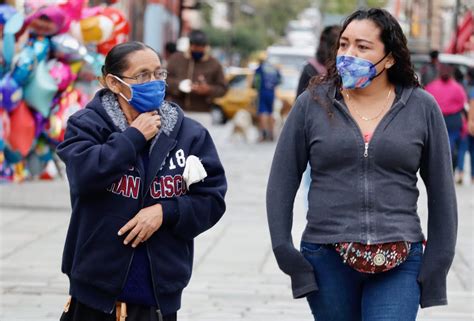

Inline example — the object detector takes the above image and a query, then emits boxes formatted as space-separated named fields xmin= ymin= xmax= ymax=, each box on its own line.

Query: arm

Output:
xmin=207 ymin=62 xmax=228 ymax=99
xmin=266 ymin=96 xmax=317 ymax=298
xmin=418 ymin=102 xmax=458 ymax=308
xmin=57 ymin=112 xmax=147 ymax=195
xmin=159 ymin=128 xmax=227 ymax=239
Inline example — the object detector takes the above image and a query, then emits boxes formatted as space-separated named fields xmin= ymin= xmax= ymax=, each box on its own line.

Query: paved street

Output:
xmin=0 ymin=114 xmax=473 ymax=321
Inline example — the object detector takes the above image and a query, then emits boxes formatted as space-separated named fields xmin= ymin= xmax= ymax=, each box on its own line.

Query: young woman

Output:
xmin=267 ymin=8 xmax=457 ymax=321
xmin=57 ymin=41 xmax=227 ymax=321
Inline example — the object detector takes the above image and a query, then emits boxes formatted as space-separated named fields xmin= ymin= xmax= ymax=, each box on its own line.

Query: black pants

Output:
xmin=60 ymin=297 xmax=177 ymax=321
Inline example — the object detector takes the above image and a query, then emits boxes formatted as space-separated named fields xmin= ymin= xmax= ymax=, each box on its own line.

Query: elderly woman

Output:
xmin=57 ymin=41 xmax=227 ymax=321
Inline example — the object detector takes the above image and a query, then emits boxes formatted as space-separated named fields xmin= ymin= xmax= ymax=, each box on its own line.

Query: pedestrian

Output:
xmin=253 ymin=51 xmax=281 ymax=141
xmin=296 ymin=25 xmax=341 ymax=97
xmin=425 ymin=64 xmax=467 ymax=169
xmin=266 ymin=8 xmax=457 ymax=321
xmin=57 ymin=41 xmax=227 ymax=321
xmin=161 ymin=41 xmax=177 ymax=68
xmin=166 ymin=29 xmax=227 ymax=112
xmin=455 ymin=67 xmax=474 ymax=184
xmin=419 ymin=49 xmax=440 ymax=86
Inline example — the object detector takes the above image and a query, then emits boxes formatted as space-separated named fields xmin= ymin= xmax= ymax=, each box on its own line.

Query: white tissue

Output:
xmin=183 ymin=155 xmax=207 ymax=188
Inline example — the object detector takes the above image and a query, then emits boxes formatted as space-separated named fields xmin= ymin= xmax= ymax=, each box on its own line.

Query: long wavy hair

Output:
xmin=310 ymin=8 xmax=420 ymax=115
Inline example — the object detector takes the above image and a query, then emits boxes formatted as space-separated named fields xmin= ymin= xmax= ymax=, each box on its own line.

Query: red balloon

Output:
xmin=7 ymin=101 xmax=35 ymax=156
xmin=97 ymin=7 xmax=129 ymax=55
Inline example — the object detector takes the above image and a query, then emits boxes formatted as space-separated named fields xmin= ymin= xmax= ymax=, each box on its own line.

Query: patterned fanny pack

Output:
xmin=333 ymin=241 xmax=411 ymax=274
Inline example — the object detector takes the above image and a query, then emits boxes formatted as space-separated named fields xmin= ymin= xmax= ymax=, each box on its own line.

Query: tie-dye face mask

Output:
xmin=336 ymin=53 xmax=388 ymax=89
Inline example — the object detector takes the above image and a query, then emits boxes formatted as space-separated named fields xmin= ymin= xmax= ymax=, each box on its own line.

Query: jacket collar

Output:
xmin=86 ymin=89 xmax=184 ymax=150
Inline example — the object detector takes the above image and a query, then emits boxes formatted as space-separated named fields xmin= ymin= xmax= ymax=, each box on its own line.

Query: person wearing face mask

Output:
xmin=267 ymin=8 xmax=457 ymax=321
xmin=56 ymin=41 xmax=227 ymax=321
xmin=166 ymin=29 xmax=228 ymax=112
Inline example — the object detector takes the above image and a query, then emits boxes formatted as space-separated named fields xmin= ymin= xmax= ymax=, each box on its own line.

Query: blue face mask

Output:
xmin=114 ymin=76 xmax=166 ymax=113
xmin=336 ymin=54 xmax=388 ymax=89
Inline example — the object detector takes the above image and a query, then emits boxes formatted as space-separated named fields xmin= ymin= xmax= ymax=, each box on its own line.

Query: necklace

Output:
xmin=344 ymin=87 xmax=393 ymax=121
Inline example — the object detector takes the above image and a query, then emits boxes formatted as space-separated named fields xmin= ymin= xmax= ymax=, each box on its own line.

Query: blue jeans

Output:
xmin=301 ymin=241 xmax=423 ymax=321
xmin=457 ymin=135 xmax=474 ymax=178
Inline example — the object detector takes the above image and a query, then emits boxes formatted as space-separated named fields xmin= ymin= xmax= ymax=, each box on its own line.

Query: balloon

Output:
xmin=48 ymin=59 xmax=75 ymax=92
xmin=6 ymin=101 xmax=36 ymax=157
xmin=32 ymin=37 xmax=51 ymax=62
xmin=97 ymin=7 xmax=129 ymax=55
xmin=11 ymin=46 xmax=36 ymax=85
xmin=32 ymin=111 xmax=46 ymax=138
xmin=47 ymin=88 xmax=84 ymax=142
xmin=0 ymin=4 xmax=16 ymax=25
xmin=3 ymin=13 xmax=24 ymax=68
xmin=97 ymin=37 xmax=119 ymax=56
xmin=4 ymin=146 xmax=22 ymax=164
xmin=51 ymin=33 xmax=88 ymax=62
xmin=0 ymin=109 xmax=10 ymax=151
xmin=82 ymin=52 xmax=105 ymax=78
xmin=70 ymin=15 xmax=114 ymax=44
xmin=59 ymin=0 xmax=86 ymax=22
xmin=25 ymin=5 xmax=70 ymax=36
xmin=0 ymin=74 xmax=23 ymax=112
xmin=24 ymin=60 xmax=58 ymax=117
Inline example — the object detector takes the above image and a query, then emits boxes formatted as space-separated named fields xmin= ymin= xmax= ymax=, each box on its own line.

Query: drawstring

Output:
xmin=116 ymin=302 xmax=127 ymax=321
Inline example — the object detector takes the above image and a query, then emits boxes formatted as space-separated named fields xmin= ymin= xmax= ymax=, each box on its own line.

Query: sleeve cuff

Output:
xmin=123 ymin=127 xmax=147 ymax=153
xmin=161 ymin=199 xmax=179 ymax=226
xmin=291 ymin=271 xmax=318 ymax=298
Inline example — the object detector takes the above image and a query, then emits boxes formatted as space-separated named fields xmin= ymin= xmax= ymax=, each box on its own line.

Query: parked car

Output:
xmin=211 ymin=67 xmax=257 ymax=124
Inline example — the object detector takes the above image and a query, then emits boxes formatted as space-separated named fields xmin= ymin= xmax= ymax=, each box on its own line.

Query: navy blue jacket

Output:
xmin=57 ymin=89 xmax=227 ymax=315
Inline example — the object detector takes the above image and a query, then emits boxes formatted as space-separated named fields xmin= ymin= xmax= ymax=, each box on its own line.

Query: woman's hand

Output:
xmin=118 ymin=204 xmax=163 ymax=247
xmin=130 ymin=111 xmax=161 ymax=141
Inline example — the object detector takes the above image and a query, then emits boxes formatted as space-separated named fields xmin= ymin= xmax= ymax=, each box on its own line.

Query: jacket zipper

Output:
xmin=139 ymin=156 xmax=164 ymax=320
xmin=363 ymin=145 xmax=371 ymax=244
xmin=111 ymin=160 xmax=164 ymax=319
xmin=334 ymin=99 xmax=400 ymax=245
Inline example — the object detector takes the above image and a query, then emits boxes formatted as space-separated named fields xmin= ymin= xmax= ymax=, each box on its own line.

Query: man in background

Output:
xmin=166 ymin=30 xmax=227 ymax=113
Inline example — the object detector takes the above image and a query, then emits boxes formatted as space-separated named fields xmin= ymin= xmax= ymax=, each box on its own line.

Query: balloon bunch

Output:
xmin=0 ymin=1 xmax=129 ymax=183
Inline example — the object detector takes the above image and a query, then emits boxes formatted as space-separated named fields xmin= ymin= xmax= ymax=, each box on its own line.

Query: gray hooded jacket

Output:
xmin=266 ymin=85 xmax=457 ymax=308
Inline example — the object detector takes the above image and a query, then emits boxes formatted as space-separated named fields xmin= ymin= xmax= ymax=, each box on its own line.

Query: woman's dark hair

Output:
xmin=316 ymin=25 xmax=342 ymax=67
xmin=101 ymin=41 xmax=157 ymax=78
xmin=312 ymin=8 xmax=420 ymax=90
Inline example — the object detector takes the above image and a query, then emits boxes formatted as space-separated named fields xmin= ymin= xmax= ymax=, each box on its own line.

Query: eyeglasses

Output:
xmin=119 ymin=69 xmax=168 ymax=84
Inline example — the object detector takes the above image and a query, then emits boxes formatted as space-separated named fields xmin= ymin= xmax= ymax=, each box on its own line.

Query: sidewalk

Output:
xmin=0 ymin=119 xmax=472 ymax=321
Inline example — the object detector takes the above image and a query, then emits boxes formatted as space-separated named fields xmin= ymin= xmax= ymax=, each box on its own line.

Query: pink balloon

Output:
xmin=48 ymin=60 xmax=75 ymax=92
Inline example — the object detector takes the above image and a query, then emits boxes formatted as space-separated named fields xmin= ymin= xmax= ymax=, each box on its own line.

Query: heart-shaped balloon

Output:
xmin=6 ymin=101 xmax=36 ymax=157
xmin=23 ymin=60 xmax=58 ymax=117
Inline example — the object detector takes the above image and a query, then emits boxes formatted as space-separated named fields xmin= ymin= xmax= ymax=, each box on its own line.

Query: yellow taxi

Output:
xmin=211 ymin=67 xmax=257 ymax=124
